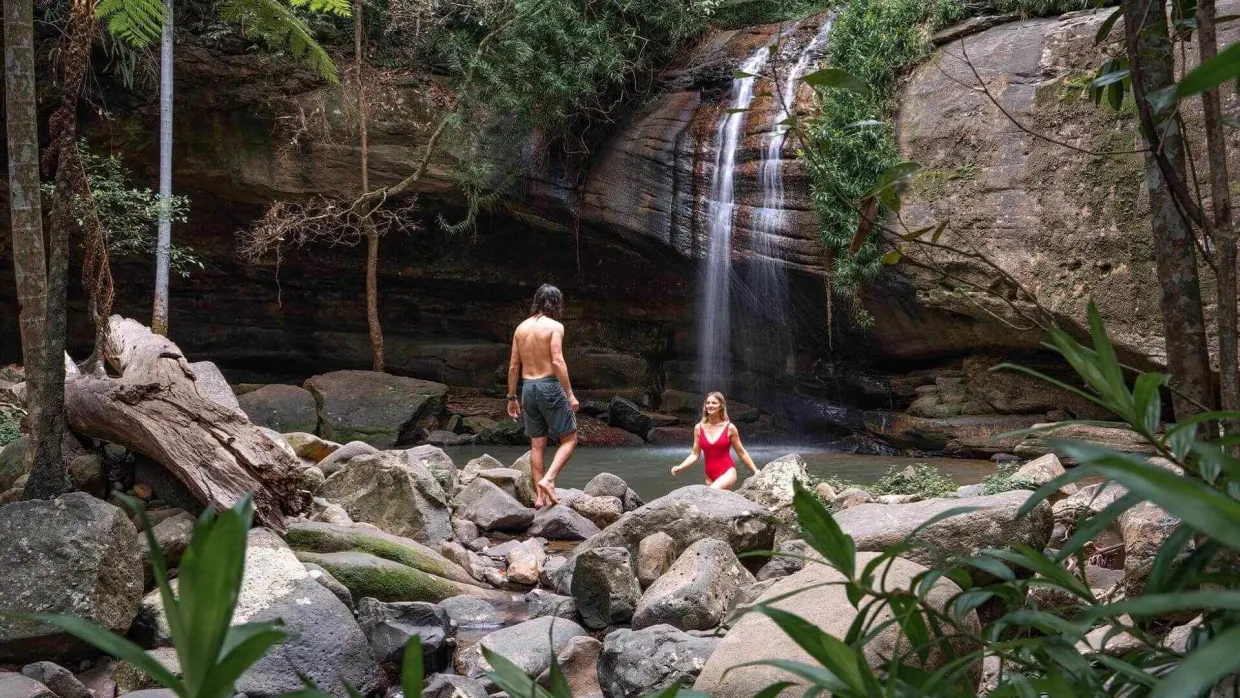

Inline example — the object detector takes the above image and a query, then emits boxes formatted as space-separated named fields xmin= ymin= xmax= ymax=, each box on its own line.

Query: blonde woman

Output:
xmin=670 ymin=392 xmax=758 ymax=489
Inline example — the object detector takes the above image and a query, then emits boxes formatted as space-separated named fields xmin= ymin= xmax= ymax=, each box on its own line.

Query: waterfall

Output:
xmin=697 ymin=44 xmax=771 ymax=394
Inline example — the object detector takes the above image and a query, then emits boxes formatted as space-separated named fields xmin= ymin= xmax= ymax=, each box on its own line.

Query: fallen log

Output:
xmin=64 ymin=316 xmax=306 ymax=530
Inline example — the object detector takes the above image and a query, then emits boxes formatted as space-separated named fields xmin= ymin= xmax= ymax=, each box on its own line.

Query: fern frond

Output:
xmin=220 ymin=0 xmax=341 ymax=84
xmin=95 ymin=0 xmax=166 ymax=48
xmin=287 ymin=0 xmax=352 ymax=18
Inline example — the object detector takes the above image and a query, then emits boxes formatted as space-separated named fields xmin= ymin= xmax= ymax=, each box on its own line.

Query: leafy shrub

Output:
xmin=868 ymin=463 xmax=959 ymax=498
xmin=0 ymin=405 xmax=21 ymax=448
xmin=980 ymin=462 xmax=1040 ymax=495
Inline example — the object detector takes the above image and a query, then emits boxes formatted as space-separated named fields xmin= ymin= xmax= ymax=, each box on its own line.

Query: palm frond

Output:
xmin=287 ymin=0 xmax=352 ymax=18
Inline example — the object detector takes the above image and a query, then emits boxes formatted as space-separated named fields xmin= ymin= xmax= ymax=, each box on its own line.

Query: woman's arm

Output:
xmin=671 ymin=426 xmax=702 ymax=474
xmin=730 ymin=425 xmax=758 ymax=474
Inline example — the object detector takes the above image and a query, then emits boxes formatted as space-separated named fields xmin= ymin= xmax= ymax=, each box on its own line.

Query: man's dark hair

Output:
xmin=530 ymin=284 xmax=565 ymax=320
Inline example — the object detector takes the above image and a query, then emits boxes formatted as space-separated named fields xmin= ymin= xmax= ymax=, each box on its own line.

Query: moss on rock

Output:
xmin=295 ymin=550 xmax=466 ymax=603
xmin=283 ymin=520 xmax=478 ymax=586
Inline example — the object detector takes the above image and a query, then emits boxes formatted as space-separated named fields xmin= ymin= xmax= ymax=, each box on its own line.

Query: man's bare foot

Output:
xmin=534 ymin=492 xmax=546 ymax=508
xmin=537 ymin=480 xmax=559 ymax=506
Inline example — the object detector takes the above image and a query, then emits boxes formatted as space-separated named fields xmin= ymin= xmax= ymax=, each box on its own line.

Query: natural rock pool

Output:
xmin=442 ymin=445 xmax=995 ymax=500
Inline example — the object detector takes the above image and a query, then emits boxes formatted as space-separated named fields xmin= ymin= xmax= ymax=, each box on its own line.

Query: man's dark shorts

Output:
xmin=521 ymin=376 xmax=577 ymax=438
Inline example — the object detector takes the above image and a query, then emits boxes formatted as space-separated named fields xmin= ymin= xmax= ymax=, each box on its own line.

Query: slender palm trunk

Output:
xmin=1122 ymin=0 xmax=1215 ymax=418
xmin=152 ymin=0 xmax=174 ymax=336
xmin=356 ymin=0 xmax=385 ymax=372
xmin=1198 ymin=0 xmax=1239 ymax=433
xmin=5 ymin=0 xmax=69 ymax=498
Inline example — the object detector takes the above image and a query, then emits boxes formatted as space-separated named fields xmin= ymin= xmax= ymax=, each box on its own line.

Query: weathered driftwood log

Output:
xmin=64 ymin=316 xmax=306 ymax=529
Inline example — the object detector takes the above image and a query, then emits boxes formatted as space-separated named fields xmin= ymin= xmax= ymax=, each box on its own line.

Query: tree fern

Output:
xmin=98 ymin=0 xmax=345 ymax=84
xmin=95 ymin=0 xmax=165 ymax=48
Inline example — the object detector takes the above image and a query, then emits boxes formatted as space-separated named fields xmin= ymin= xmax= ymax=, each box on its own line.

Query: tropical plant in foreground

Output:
xmin=726 ymin=302 xmax=1240 ymax=696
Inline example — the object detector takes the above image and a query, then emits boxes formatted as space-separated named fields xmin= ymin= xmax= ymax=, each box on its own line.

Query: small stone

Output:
xmin=584 ymin=472 xmax=629 ymax=499
xmin=357 ymin=597 xmax=455 ymax=674
xmin=813 ymin=482 xmax=837 ymax=504
xmin=441 ymin=595 xmax=503 ymax=627
xmin=20 ymin=662 xmax=91 ymax=698
xmin=506 ymin=539 xmax=546 ymax=586
xmin=636 ymin=532 xmax=677 ymax=588
xmin=133 ymin=483 xmax=154 ymax=500
xmin=833 ymin=487 xmax=874 ymax=510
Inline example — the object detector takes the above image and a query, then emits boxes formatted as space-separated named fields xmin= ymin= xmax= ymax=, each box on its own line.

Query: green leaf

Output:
xmin=1095 ymin=7 xmax=1122 ymax=44
xmin=752 ymin=683 xmax=796 ymax=698
xmin=724 ymin=659 xmax=855 ymax=694
xmin=792 ymin=479 xmax=855 ymax=574
xmin=748 ymin=606 xmax=868 ymax=693
xmin=1083 ymin=590 xmax=1240 ymax=621
xmin=196 ymin=622 xmax=286 ymax=698
xmin=35 ymin=615 xmax=186 ymax=695
xmin=1091 ymin=67 xmax=1130 ymax=89
xmin=985 ymin=545 xmax=1093 ymax=600
xmin=401 ymin=635 xmax=424 ymax=698
xmin=733 ymin=70 xmax=757 ymax=79
xmin=801 ymin=67 xmax=871 ymax=96
xmin=1056 ymin=442 xmax=1240 ymax=549
xmin=881 ymin=249 xmax=901 ymax=265
xmin=1153 ymin=624 xmax=1240 ymax=697
xmin=1054 ymin=492 xmax=1141 ymax=563
xmin=1145 ymin=524 xmax=1196 ymax=594
xmin=1174 ymin=40 xmax=1240 ymax=103
xmin=725 ymin=107 xmax=750 ymax=114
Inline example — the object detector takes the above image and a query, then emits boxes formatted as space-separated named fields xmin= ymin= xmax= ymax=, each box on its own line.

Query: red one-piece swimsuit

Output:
xmin=699 ymin=421 xmax=735 ymax=481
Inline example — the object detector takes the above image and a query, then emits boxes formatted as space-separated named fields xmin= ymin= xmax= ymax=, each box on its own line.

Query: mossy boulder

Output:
xmin=318 ymin=450 xmax=453 ymax=544
xmin=295 ymin=550 xmax=475 ymax=603
xmin=305 ymin=370 xmax=448 ymax=448
xmin=284 ymin=520 xmax=480 ymax=587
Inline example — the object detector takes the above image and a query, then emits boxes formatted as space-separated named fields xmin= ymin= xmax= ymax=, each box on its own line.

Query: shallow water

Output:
xmin=442 ymin=445 xmax=996 ymax=501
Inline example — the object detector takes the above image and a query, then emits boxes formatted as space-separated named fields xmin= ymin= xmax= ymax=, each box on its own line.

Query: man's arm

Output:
xmin=549 ymin=323 xmax=579 ymax=412
xmin=507 ymin=331 xmax=522 ymax=419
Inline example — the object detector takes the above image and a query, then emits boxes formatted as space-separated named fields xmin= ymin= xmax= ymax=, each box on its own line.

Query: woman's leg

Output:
xmin=709 ymin=468 xmax=737 ymax=490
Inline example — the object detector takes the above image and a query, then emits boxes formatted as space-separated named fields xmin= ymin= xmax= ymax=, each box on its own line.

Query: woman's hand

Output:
xmin=670 ymin=463 xmax=686 ymax=476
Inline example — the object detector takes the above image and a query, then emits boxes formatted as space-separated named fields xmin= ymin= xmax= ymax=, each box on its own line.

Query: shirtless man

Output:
xmin=507 ymin=284 xmax=580 ymax=507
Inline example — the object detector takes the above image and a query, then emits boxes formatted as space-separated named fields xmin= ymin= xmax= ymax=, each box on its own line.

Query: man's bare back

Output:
xmin=513 ymin=316 xmax=562 ymax=380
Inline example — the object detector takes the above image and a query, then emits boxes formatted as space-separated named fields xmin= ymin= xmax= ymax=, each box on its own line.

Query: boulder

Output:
xmin=636 ymin=531 xmax=678 ymax=588
xmin=356 ymin=597 xmax=454 ymax=674
xmin=813 ymin=481 xmax=837 ymax=504
xmin=570 ymin=493 xmax=624 ymax=528
xmin=831 ymin=490 xmax=1053 ymax=579
xmin=284 ymin=432 xmax=341 ymax=463
xmin=584 ymin=472 xmax=630 ymax=499
xmin=452 ymin=518 xmax=480 ymax=543
xmin=475 ymin=468 xmax=528 ymax=503
xmin=441 ymin=595 xmax=503 ymax=628
xmin=540 ymin=556 xmax=568 ymax=589
xmin=623 ymin=488 xmax=644 ymax=512
xmin=756 ymin=539 xmax=815 ymax=581
xmin=598 ymin=625 xmax=720 ymax=698
xmin=535 ymin=636 xmax=603 ymax=696
xmin=506 ymin=539 xmax=546 ymax=585
xmin=528 ymin=504 xmax=601 ymax=540
xmin=877 ymin=493 xmax=921 ymax=504
xmin=1014 ymin=453 xmax=1079 ymax=496
xmin=0 ymin=435 xmax=29 ymax=491
xmin=309 ymin=498 xmax=353 ymax=525
xmin=736 ymin=453 xmax=810 ymax=518
xmin=572 ymin=547 xmax=642 ymax=630
xmin=305 ymin=370 xmax=449 ymax=448
xmin=454 ymin=478 xmax=535 ymax=533
xmin=112 ymin=648 xmax=179 ymax=694
xmin=187 ymin=361 xmax=243 ymax=415
xmin=237 ymin=384 xmax=318 ymax=434
xmin=572 ymin=486 xmax=774 ymax=564
xmin=528 ymin=590 xmax=579 ymax=620
xmin=138 ymin=511 xmax=196 ymax=586
xmin=0 ymin=493 xmax=142 ymax=661
xmin=1014 ymin=423 xmax=1156 ymax=460
xmin=303 ymin=562 xmax=355 ymax=611
xmin=460 ymin=454 xmax=505 ymax=486
xmin=317 ymin=440 xmax=379 ymax=477
xmin=130 ymin=529 xmax=382 ymax=697
xmin=283 ymin=520 xmax=478 ymax=586
xmin=632 ymin=538 xmax=754 ymax=631
xmin=1120 ymin=501 xmax=1179 ymax=594
xmin=67 ymin=453 xmax=105 ymax=499
xmin=455 ymin=616 xmax=589 ymax=680
xmin=833 ymin=487 xmax=875 ymax=510
xmin=509 ymin=452 xmax=540 ymax=505
xmin=693 ymin=553 xmax=981 ymax=696
xmin=19 ymin=662 xmax=90 ymax=698
xmin=294 ymin=550 xmax=475 ymax=603
xmin=319 ymin=451 xmax=452 ymax=545
xmin=423 ymin=675 xmax=490 ymax=698
xmin=577 ymin=415 xmax=648 ymax=447
xmin=0 ymin=674 xmax=57 ymax=698
xmin=425 ymin=430 xmax=475 ymax=447
xmin=404 ymin=444 xmax=459 ymax=495
xmin=609 ymin=398 xmax=653 ymax=439
xmin=1054 ymin=481 xmax=1129 ymax=526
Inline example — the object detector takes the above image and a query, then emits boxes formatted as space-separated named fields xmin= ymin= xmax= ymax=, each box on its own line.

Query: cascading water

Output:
xmin=697 ymin=44 xmax=771 ymax=394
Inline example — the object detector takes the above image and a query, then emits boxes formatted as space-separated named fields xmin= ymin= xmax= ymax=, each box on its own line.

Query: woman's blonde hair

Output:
xmin=699 ymin=391 xmax=731 ymax=426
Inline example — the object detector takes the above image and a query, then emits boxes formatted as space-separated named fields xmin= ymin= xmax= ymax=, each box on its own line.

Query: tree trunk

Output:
xmin=6 ymin=0 xmax=69 ymax=499
xmin=1198 ymin=0 xmax=1239 ymax=432
xmin=152 ymin=0 xmax=174 ymax=336
xmin=356 ymin=0 xmax=385 ymax=372
xmin=64 ymin=316 xmax=307 ymax=530
xmin=1123 ymin=0 xmax=1215 ymax=418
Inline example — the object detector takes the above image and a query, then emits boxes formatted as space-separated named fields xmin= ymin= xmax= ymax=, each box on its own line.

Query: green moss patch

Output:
xmin=283 ymin=521 xmax=478 ymax=586
xmin=296 ymin=550 xmax=464 ymax=603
